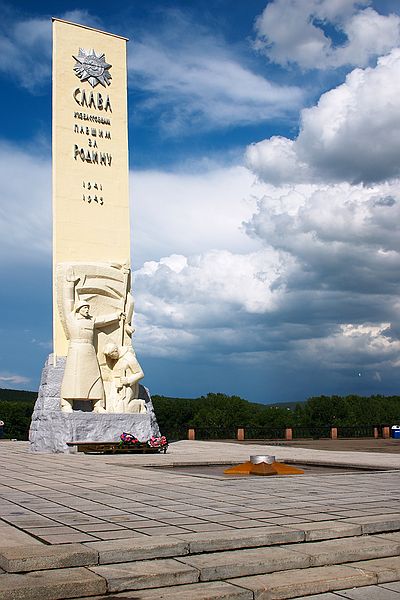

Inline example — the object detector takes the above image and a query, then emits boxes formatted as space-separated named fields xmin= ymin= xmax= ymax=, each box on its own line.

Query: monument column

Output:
xmin=52 ymin=18 xmax=130 ymax=359
xmin=29 ymin=19 xmax=160 ymax=452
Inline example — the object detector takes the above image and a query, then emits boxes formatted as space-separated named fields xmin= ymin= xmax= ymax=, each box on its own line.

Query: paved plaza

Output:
xmin=2 ymin=439 xmax=400 ymax=544
xmin=2 ymin=439 xmax=400 ymax=598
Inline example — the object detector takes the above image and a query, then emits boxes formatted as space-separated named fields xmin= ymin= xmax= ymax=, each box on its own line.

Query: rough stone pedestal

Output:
xmin=29 ymin=354 xmax=161 ymax=453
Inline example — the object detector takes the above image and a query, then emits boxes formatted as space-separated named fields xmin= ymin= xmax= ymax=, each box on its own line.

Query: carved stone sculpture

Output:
xmin=60 ymin=269 xmax=123 ymax=412
xmin=29 ymin=354 xmax=160 ymax=453
xmin=103 ymin=343 xmax=146 ymax=413
xmin=29 ymin=260 xmax=160 ymax=452
xmin=58 ymin=262 xmax=144 ymax=414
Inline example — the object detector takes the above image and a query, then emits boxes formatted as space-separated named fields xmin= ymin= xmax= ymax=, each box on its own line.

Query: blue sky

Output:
xmin=2 ymin=0 xmax=400 ymax=403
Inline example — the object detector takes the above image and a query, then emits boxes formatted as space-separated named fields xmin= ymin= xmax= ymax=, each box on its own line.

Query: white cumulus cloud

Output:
xmin=129 ymin=175 xmax=400 ymax=392
xmin=132 ymin=246 xmax=294 ymax=360
xmin=254 ymin=0 xmax=400 ymax=70
xmin=131 ymin=166 xmax=261 ymax=267
xmin=246 ymin=49 xmax=400 ymax=185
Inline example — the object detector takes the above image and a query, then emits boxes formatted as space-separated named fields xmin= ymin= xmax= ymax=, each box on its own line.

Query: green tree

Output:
xmin=0 ymin=400 xmax=35 ymax=440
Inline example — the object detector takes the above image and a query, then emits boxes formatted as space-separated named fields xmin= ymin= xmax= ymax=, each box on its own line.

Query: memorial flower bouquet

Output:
xmin=119 ymin=432 xmax=168 ymax=452
xmin=148 ymin=435 xmax=168 ymax=449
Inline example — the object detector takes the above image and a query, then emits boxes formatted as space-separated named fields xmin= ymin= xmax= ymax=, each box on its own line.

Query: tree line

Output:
xmin=1 ymin=389 xmax=400 ymax=441
xmin=153 ymin=392 xmax=400 ymax=438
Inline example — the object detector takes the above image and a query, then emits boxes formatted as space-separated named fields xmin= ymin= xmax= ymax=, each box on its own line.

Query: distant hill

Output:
xmin=0 ymin=388 xmax=36 ymax=402
xmin=152 ymin=394 xmax=302 ymax=409
xmin=266 ymin=400 xmax=306 ymax=410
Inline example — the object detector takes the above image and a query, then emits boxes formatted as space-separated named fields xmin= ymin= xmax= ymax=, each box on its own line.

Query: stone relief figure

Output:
xmin=60 ymin=267 xmax=125 ymax=413
xmin=103 ymin=342 xmax=146 ymax=413
xmin=57 ymin=261 xmax=134 ymax=355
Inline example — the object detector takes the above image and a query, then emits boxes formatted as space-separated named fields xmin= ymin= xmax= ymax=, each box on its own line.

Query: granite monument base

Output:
xmin=29 ymin=355 xmax=161 ymax=453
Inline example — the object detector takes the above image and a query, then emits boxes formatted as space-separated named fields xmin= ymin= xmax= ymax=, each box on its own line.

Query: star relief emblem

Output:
xmin=73 ymin=48 xmax=112 ymax=88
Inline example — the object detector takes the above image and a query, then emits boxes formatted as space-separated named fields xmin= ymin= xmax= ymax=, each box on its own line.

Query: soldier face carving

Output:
xmin=78 ymin=305 xmax=90 ymax=317
xmin=104 ymin=342 xmax=119 ymax=360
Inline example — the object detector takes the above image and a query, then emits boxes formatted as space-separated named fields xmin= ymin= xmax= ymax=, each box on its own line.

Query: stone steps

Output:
xmin=85 ymin=535 xmax=400 ymax=592
xmin=77 ymin=556 xmax=400 ymax=599
xmin=2 ymin=516 xmax=400 ymax=573
xmin=177 ymin=535 xmax=400 ymax=580
xmin=1 ymin=530 xmax=400 ymax=599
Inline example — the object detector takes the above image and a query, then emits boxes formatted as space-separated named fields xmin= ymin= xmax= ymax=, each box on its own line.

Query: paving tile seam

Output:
xmin=227 ymin=579 xmax=259 ymax=599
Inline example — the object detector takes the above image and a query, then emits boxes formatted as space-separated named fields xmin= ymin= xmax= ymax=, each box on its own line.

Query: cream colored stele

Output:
xmin=58 ymin=262 xmax=146 ymax=413
xmin=52 ymin=19 xmax=130 ymax=358
xmin=52 ymin=20 xmax=145 ymax=414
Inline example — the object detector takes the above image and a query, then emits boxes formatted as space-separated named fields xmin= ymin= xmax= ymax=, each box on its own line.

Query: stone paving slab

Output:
xmin=33 ymin=532 xmax=99 ymax=544
xmin=0 ymin=566 xmax=106 ymax=600
xmin=382 ymin=582 xmax=400 ymax=592
xmin=0 ymin=543 xmax=98 ymax=573
xmin=89 ymin=557 xmax=199 ymax=592
xmin=227 ymin=564 xmax=377 ymax=599
xmin=349 ymin=556 xmax=400 ymax=583
xmin=172 ymin=527 xmax=305 ymax=553
xmin=177 ymin=545 xmax=310 ymax=581
xmin=84 ymin=535 xmax=189 ymax=564
xmin=342 ymin=514 xmax=400 ymax=534
xmin=0 ymin=523 xmax=42 ymax=549
xmin=280 ymin=521 xmax=362 ymax=541
xmin=82 ymin=530 xmax=148 ymax=541
xmin=284 ymin=535 xmax=400 ymax=567
xmin=75 ymin=580 xmax=254 ymax=599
